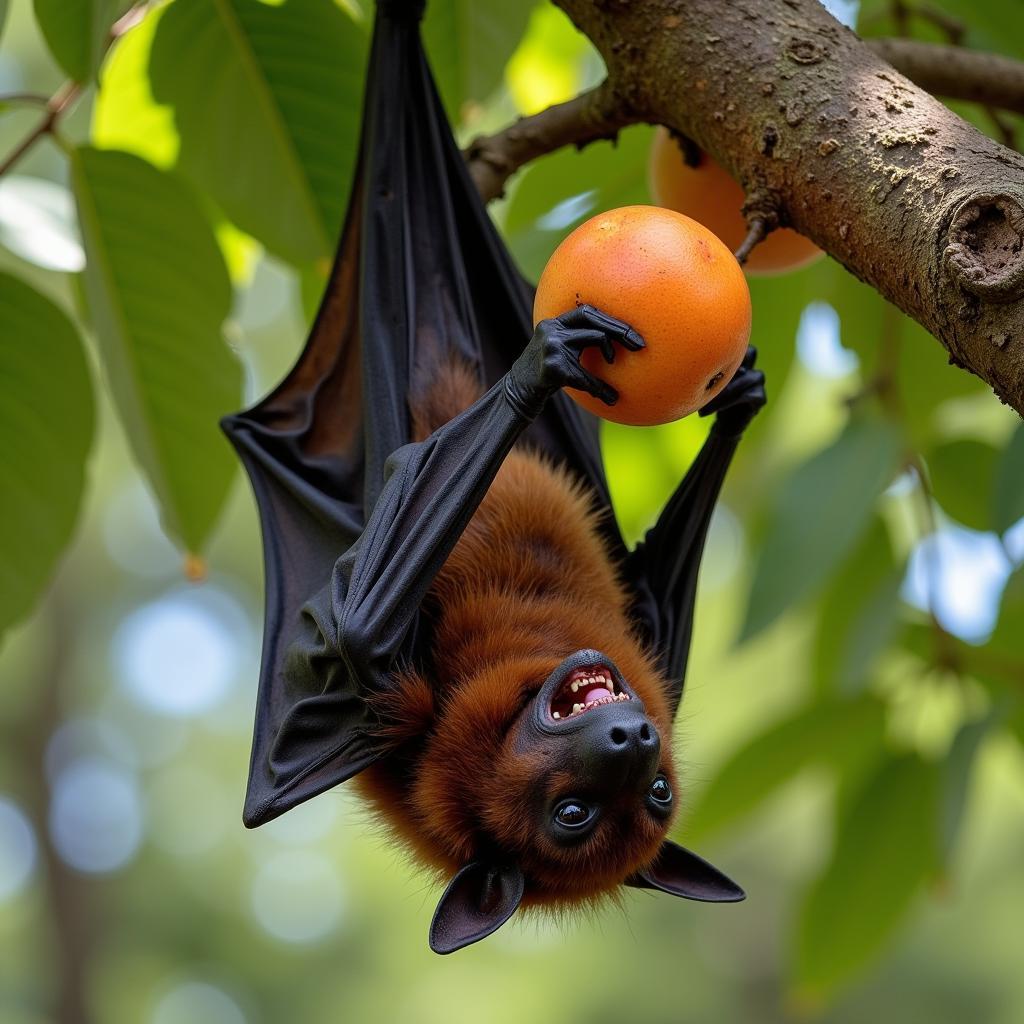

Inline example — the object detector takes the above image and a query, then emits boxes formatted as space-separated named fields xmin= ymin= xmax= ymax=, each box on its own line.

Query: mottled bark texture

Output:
xmin=868 ymin=39 xmax=1024 ymax=117
xmin=545 ymin=0 xmax=1024 ymax=415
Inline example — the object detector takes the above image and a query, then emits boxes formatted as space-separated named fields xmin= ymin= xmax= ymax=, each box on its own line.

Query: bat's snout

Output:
xmin=576 ymin=702 xmax=661 ymax=788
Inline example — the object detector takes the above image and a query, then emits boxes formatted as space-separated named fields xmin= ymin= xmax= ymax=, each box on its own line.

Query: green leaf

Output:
xmin=794 ymin=753 xmax=940 ymax=999
xmin=896 ymin=320 xmax=988 ymax=435
xmin=927 ymin=439 xmax=999 ymax=531
xmin=0 ymin=272 xmax=94 ymax=636
xmin=600 ymin=416 xmax=709 ymax=548
xmin=70 ymin=147 xmax=242 ymax=552
xmin=684 ymin=695 xmax=887 ymax=844
xmin=989 ymin=566 xmax=1024 ymax=662
xmin=741 ymin=417 xmax=904 ymax=641
xmin=33 ymin=0 xmax=131 ymax=82
xmin=898 ymin=618 xmax=935 ymax=664
xmin=817 ymin=263 xmax=985 ymax=445
xmin=0 ymin=1 xmax=8 ymax=44
xmin=147 ymin=0 xmax=367 ymax=265
xmin=993 ymin=424 xmax=1024 ymax=535
xmin=92 ymin=2 xmax=179 ymax=169
xmin=1009 ymin=702 xmax=1024 ymax=751
xmin=504 ymin=4 xmax=594 ymax=117
xmin=814 ymin=517 xmax=903 ymax=696
xmin=423 ymin=0 xmax=534 ymax=119
xmin=299 ymin=262 xmax=329 ymax=328
xmin=940 ymin=709 xmax=1002 ymax=869
xmin=741 ymin=268 xmax=817 ymax=416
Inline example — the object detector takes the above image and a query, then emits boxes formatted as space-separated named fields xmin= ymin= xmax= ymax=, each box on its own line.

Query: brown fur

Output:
xmin=355 ymin=359 xmax=677 ymax=910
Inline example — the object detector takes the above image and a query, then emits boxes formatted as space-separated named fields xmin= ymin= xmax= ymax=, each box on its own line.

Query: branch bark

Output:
xmin=464 ymin=38 xmax=1024 ymax=201
xmin=543 ymin=0 xmax=1024 ymax=416
xmin=466 ymin=81 xmax=633 ymax=202
xmin=867 ymin=38 xmax=1024 ymax=116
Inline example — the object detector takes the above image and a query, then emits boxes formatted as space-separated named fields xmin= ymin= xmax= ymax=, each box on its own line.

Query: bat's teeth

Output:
xmin=553 ymin=711 xmax=561 ymax=719
xmin=571 ymin=681 xmax=580 ymax=693
xmin=605 ymin=681 xmax=613 ymax=692
xmin=572 ymin=703 xmax=583 ymax=714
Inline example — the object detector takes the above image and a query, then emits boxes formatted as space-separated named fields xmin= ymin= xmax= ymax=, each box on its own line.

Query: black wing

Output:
xmin=222 ymin=0 xmax=628 ymax=826
xmin=624 ymin=351 xmax=765 ymax=715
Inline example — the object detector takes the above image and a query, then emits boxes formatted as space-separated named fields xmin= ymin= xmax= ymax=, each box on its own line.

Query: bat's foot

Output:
xmin=699 ymin=345 xmax=765 ymax=435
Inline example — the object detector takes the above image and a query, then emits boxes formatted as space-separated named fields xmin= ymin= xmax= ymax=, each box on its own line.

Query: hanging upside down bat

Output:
xmin=223 ymin=0 xmax=765 ymax=954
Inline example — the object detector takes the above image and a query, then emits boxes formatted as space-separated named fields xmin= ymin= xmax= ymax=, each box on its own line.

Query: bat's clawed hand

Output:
xmin=508 ymin=305 xmax=644 ymax=413
xmin=699 ymin=345 xmax=766 ymax=436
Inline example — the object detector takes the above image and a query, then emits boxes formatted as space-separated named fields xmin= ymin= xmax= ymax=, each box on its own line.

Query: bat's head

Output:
xmin=421 ymin=649 xmax=744 ymax=954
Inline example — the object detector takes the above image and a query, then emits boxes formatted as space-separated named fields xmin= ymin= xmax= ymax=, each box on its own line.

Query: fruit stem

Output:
xmin=734 ymin=218 xmax=767 ymax=265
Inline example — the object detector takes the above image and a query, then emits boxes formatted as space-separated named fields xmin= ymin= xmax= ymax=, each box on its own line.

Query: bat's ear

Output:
xmin=626 ymin=839 xmax=745 ymax=903
xmin=429 ymin=861 xmax=525 ymax=954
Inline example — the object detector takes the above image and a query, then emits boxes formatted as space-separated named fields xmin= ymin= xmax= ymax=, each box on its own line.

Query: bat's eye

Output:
xmin=649 ymin=776 xmax=672 ymax=806
xmin=553 ymin=800 xmax=593 ymax=830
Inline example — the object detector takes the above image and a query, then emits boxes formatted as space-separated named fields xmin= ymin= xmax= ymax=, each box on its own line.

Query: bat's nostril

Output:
xmin=610 ymin=726 xmax=628 ymax=746
xmin=640 ymin=723 xmax=652 ymax=744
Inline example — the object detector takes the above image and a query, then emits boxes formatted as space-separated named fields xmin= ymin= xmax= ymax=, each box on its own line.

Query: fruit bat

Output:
xmin=222 ymin=0 xmax=765 ymax=954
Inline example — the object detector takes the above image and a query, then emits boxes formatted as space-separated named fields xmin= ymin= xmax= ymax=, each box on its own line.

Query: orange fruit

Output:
xmin=648 ymin=127 xmax=821 ymax=275
xmin=533 ymin=205 xmax=752 ymax=426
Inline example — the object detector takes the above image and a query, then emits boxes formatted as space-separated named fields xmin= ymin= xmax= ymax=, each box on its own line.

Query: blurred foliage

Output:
xmin=1 ymin=0 xmax=1023 ymax=1022
xmin=0 ymin=271 xmax=93 ymax=633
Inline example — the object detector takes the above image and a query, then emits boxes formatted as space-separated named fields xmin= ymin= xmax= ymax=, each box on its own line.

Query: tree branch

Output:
xmin=465 ymin=81 xmax=636 ymax=202
xmin=548 ymin=0 xmax=1024 ymax=416
xmin=0 ymin=82 xmax=79 ymax=178
xmin=868 ymin=38 xmax=1024 ymax=117
xmin=0 ymin=2 xmax=152 ymax=180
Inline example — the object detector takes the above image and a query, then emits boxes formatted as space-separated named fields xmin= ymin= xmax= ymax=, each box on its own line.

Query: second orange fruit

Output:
xmin=648 ymin=127 xmax=821 ymax=276
xmin=533 ymin=205 xmax=752 ymax=426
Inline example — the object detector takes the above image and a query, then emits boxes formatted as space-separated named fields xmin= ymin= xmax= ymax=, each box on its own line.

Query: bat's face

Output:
xmin=494 ymin=650 xmax=677 ymax=897
xmin=371 ymin=649 xmax=745 ymax=953
xmin=421 ymin=650 xmax=744 ymax=953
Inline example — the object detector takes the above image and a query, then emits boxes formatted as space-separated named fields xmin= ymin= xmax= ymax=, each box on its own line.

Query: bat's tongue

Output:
xmin=583 ymin=686 xmax=609 ymax=705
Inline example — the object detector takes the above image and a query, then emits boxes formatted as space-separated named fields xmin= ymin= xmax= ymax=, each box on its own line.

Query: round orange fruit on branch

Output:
xmin=533 ymin=205 xmax=752 ymax=426
xmin=648 ymin=126 xmax=822 ymax=276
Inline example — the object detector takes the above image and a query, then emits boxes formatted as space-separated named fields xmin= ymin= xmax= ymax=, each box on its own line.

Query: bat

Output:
xmin=222 ymin=0 xmax=765 ymax=954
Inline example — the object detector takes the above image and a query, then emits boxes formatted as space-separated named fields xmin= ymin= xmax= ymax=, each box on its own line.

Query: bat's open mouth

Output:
xmin=548 ymin=664 xmax=631 ymax=721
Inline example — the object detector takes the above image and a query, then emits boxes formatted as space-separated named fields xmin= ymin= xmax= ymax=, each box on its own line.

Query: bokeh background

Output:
xmin=1 ymin=0 xmax=1023 ymax=1021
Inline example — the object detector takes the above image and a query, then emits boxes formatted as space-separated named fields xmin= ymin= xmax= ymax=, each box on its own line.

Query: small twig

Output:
xmin=733 ymin=218 xmax=767 ymax=265
xmin=0 ymin=81 xmax=80 ymax=178
xmin=111 ymin=2 xmax=151 ymax=37
xmin=0 ymin=2 xmax=150 ymax=180
xmin=0 ymin=92 xmax=51 ymax=107
xmin=464 ymin=81 xmax=638 ymax=202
